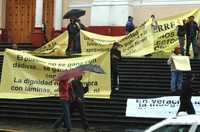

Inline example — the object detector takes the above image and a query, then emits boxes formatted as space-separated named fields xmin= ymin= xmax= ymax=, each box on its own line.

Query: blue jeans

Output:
xmin=62 ymin=101 xmax=72 ymax=129
xmin=52 ymin=101 xmax=72 ymax=130
xmin=171 ymin=71 xmax=183 ymax=93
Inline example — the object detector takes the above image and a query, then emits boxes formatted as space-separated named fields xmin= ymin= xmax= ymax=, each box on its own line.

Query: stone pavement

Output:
xmin=0 ymin=118 xmax=147 ymax=132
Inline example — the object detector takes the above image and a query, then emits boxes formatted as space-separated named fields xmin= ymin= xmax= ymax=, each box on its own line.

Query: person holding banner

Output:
xmin=150 ymin=14 xmax=158 ymax=32
xmin=177 ymin=72 xmax=195 ymax=114
xmin=66 ymin=17 xmax=84 ymax=55
xmin=125 ymin=16 xmax=135 ymax=34
xmin=177 ymin=19 xmax=187 ymax=55
xmin=185 ymin=16 xmax=199 ymax=58
xmin=167 ymin=47 xmax=183 ymax=95
xmin=111 ymin=42 xmax=121 ymax=92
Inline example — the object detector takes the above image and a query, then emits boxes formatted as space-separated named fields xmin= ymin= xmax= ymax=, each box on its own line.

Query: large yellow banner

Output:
xmin=152 ymin=8 xmax=200 ymax=57
xmin=80 ymin=25 xmax=154 ymax=57
xmin=31 ymin=8 xmax=200 ymax=57
xmin=0 ymin=49 xmax=111 ymax=99
xmin=31 ymin=31 xmax=68 ymax=56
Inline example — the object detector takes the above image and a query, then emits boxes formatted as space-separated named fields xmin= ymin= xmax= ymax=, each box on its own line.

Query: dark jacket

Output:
xmin=178 ymin=78 xmax=195 ymax=114
xmin=126 ymin=20 xmax=135 ymax=34
xmin=67 ymin=22 xmax=80 ymax=39
xmin=71 ymin=80 xmax=88 ymax=99
xmin=185 ymin=21 xmax=199 ymax=38
xmin=177 ymin=25 xmax=186 ymax=37
xmin=111 ymin=48 xmax=121 ymax=65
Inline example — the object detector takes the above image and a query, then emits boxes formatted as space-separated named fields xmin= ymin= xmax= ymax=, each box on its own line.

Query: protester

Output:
xmin=71 ymin=75 xmax=89 ymax=132
xmin=111 ymin=42 xmax=121 ymax=92
xmin=125 ymin=16 xmax=135 ymax=34
xmin=167 ymin=47 xmax=183 ymax=95
xmin=185 ymin=16 xmax=200 ymax=58
xmin=177 ymin=72 xmax=195 ymax=114
xmin=197 ymin=30 xmax=200 ymax=59
xmin=177 ymin=19 xmax=187 ymax=55
xmin=66 ymin=17 xmax=85 ymax=55
xmin=12 ymin=43 xmax=18 ymax=50
xmin=150 ymin=14 xmax=158 ymax=32
xmin=52 ymin=80 xmax=73 ymax=132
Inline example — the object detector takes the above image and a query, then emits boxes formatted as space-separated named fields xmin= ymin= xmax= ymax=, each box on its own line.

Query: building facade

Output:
xmin=0 ymin=0 xmax=200 ymax=47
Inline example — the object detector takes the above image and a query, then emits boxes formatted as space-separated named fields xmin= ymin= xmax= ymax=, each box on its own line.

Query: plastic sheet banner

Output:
xmin=172 ymin=56 xmax=191 ymax=71
xmin=0 ymin=49 xmax=111 ymax=99
xmin=32 ymin=8 xmax=200 ymax=58
xmin=126 ymin=96 xmax=200 ymax=118
xmin=80 ymin=26 xmax=154 ymax=57
xmin=31 ymin=31 xmax=68 ymax=56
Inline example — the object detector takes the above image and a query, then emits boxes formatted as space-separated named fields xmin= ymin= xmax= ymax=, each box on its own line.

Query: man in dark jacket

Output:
xmin=71 ymin=75 xmax=89 ymax=132
xmin=177 ymin=72 xmax=195 ymax=114
xmin=125 ymin=16 xmax=135 ymax=34
xmin=177 ymin=19 xmax=187 ymax=55
xmin=66 ymin=18 xmax=80 ymax=55
xmin=185 ymin=16 xmax=199 ymax=58
xmin=111 ymin=42 xmax=121 ymax=92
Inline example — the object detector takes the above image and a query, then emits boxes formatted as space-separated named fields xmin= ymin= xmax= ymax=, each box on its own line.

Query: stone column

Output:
xmin=91 ymin=0 xmax=133 ymax=35
xmin=31 ymin=0 xmax=44 ymax=47
xmin=53 ymin=0 xmax=62 ymax=37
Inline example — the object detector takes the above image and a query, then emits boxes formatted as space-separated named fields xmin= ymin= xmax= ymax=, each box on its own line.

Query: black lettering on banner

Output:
xmin=14 ymin=77 xmax=22 ymax=83
xmin=24 ymin=79 xmax=53 ymax=85
xmin=93 ymin=88 xmax=100 ymax=93
xmin=24 ymin=86 xmax=50 ymax=93
xmin=11 ymin=85 xmax=23 ymax=91
xmin=157 ymin=22 xmax=176 ymax=32
xmin=43 ymin=66 xmax=51 ymax=71
xmin=45 ymin=74 xmax=56 ymax=79
xmin=13 ymin=63 xmax=36 ymax=69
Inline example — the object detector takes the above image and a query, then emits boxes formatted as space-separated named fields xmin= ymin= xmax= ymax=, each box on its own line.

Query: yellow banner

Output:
xmin=81 ymin=26 xmax=154 ymax=57
xmin=152 ymin=8 xmax=200 ymax=57
xmin=80 ymin=30 xmax=124 ymax=54
xmin=32 ymin=8 xmax=200 ymax=57
xmin=31 ymin=31 xmax=68 ymax=56
xmin=0 ymin=49 xmax=111 ymax=99
xmin=172 ymin=56 xmax=191 ymax=71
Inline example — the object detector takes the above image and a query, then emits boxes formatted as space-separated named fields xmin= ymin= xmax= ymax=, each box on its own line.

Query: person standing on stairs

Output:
xmin=167 ymin=47 xmax=183 ymax=95
xmin=111 ymin=42 xmax=121 ymax=92
xmin=177 ymin=72 xmax=195 ymax=114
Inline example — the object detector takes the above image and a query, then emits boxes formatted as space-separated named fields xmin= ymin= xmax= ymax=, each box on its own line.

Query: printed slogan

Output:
xmin=0 ymin=49 xmax=111 ymax=99
xmin=126 ymin=97 xmax=200 ymax=118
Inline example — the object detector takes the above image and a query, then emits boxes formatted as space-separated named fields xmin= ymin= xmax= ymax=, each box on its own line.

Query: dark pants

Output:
xmin=178 ymin=99 xmax=195 ymax=114
xmin=52 ymin=101 xmax=72 ymax=130
xmin=111 ymin=63 xmax=118 ymax=88
xmin=186 ymin=37 xmax=199 ymax=58
xmin=70 ymin=100 xmax=89 ymax=129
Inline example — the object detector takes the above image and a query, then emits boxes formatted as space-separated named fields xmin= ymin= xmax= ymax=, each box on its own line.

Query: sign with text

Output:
xmin=126 ymin=96 xmax=200 ymax=118
xmin=172 ymin=56 xmax=191 ymax=71
xmin=0 ymin=49 xmax=111 ymax=99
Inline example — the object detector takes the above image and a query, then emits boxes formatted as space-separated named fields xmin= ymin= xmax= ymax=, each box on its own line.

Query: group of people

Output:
xmin=125 ymin=14 xmax=158 ymax=34
xmin=52 ymin=75 xmax=89 ymax=132
xmin=177 ymin=15 xmax=200 ymax=58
